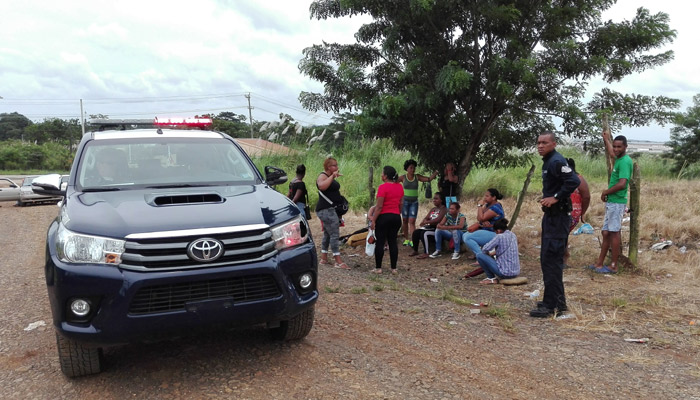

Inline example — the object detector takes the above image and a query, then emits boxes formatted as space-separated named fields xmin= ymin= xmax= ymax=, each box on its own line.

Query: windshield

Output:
xmin=77 ymin=137 xmax=259 ymax=189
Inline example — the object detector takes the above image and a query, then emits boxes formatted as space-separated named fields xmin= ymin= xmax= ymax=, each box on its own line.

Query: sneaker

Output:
xmin=429 ymin=250 xmax=441 ymax=259
xmin=451 ymin=252 xmax=461 ymax=260
xmin=529 ymin=306 xmax=555 ymax=318
xmin=537 ymin=301 xmax=568 ymax=313
xmin=402 ymin=239 xmax=410 ymax=246
xmin=408 ymin=241 xmax=413 ymax=247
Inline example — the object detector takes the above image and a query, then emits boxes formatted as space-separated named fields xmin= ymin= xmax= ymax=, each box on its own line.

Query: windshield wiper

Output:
xmin=145 ymin=184 xmax=215 ymax=189
xmin=82 ymin=187 xmax=121 ymax=192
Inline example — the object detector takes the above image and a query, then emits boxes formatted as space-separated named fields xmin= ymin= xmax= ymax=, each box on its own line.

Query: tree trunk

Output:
xmin=627 ymin=162 xmax=641 ymax=267
xmin=368 ymin=166 xmax=375 ymax=207
xmin=508 ymin=164 xmax=536 ymax=230
xmin=602 ymin=114 xmax=615 ymax=181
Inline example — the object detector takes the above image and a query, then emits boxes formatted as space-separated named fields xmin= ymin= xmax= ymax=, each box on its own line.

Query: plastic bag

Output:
xmin=365 ymin=229 xmax=376 ymax=256
xmin=572 ymin=223 xmax=594 ymax=235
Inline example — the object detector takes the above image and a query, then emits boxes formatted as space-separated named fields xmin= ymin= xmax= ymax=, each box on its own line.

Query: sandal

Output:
xmin=479 ymin=277 xmax=499 ymax=285
xmin=319 ymin=259 xmax=331 ymax=265
xmin=594 ymin=265 xmax=617 ymax=274
xmin=391 ymin=269 xmax=398 ymax=275
xmin=408 ymin=251 xmax=419 ymax=257
xmin=334 ymin=262 xmax=351 ymax=270
xmin=416 ymin=253 xmax=429 ymax=259
xmin=371 ymin=268 xmax=383 ymax=274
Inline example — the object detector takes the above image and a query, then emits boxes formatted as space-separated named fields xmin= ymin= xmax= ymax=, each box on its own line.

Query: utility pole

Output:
xmin=80 ymin=99 xmax=85 ymax=136
xmin=245 ymin=93 xmax=254 ymax=138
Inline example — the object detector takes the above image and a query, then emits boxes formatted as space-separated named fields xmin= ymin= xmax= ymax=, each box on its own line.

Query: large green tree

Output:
xmin=299 ymin=0 xmax=679 ymax=187
xmin=665 ymin=94 xmax=700 ymax=174
xmin=0 ymin=112 xmax=33 ymax=141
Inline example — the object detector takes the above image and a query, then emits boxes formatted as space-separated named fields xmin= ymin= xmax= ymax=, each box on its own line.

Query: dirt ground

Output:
xmin=0 ymin=198 xmax=699 ymax=400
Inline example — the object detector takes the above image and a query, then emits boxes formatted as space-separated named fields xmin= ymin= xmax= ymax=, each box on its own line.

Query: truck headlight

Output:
xmin=271 ymin=216 xmax=308 ymax=250
xmin=56 ymin=223 xmax=125 ymax=264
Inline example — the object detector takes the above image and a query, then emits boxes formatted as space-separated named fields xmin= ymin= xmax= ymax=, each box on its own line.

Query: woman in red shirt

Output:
xmin=370 ymin=166 xmax=404 ymax=274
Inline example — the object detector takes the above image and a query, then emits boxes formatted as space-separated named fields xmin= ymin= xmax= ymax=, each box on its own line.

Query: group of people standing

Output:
xmin=289 ymin=130 xmax=633 ymax=319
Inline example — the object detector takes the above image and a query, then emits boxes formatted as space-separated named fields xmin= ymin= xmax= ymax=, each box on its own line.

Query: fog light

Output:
xmin=70 ymin=299 xmax=91 ymax=317
xmin=299 ymin=273 xmax=313 ymax=290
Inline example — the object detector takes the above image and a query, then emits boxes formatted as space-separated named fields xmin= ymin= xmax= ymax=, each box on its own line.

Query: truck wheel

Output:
xmin=271 ymin=306 xmax=315 ymax=341
xmin=55 ymin=332 xmax=103 ymax=377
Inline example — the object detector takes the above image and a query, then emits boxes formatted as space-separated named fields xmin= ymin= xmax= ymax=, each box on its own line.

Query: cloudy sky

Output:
xmin=0 ymin=0 xmax=697 ymax=141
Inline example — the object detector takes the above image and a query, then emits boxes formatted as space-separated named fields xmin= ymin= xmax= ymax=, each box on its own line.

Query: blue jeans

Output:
xmin=476 ymin=253 xmax=517 ymax=279
xmin=462 ymin=229 xmax=496 ymax=256
xmin=401 ymin=199 xmax=419 ymax=219
xmin=435 ymin=229 xmax=460 ymax=253
xmin=296 ymin=202 xmax=306 ymax=217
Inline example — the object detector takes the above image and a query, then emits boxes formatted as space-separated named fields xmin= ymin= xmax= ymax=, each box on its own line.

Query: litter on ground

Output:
xmin=24 ymin=320 xmax=46 ymax=331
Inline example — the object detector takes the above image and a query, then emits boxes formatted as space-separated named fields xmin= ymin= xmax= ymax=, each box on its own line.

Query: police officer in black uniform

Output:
xmin=530 ymin=132 xmax=580 ymax=318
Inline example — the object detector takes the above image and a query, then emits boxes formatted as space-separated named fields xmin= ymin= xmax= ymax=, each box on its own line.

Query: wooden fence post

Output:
xmin=509 ymin=164 xmax=536 ymax=230
xmin=627 ymin=162 xmax=641 ymax=267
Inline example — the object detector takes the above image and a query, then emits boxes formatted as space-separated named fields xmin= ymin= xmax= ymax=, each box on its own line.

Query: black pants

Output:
xmin=541 ymin=212 xmax=571 ymax=310
xmin=411 ymin=228 xmax=436 ymax=253
xmin=375 ymin=213 xmax=402 ymax=269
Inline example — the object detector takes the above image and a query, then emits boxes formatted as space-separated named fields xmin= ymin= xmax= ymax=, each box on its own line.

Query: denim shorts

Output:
xmin=602 ymin=202 xmax=626 ymax=232
xmin=401 ymin=199 xmax=419 ymax=219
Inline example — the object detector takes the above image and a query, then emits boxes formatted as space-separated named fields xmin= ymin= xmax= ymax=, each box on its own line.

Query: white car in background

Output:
xmin=17 ymin=176 xmax=63 ymax=206
xmin=0 ymin=177 xmax=21 ymax=202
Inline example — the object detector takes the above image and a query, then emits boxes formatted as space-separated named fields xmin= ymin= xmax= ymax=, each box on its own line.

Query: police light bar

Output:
xmin=154 ymin=117 xmax=213 ymax=127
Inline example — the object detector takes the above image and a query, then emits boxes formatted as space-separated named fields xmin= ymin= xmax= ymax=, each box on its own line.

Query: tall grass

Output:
xmin=253 ymin=138 xmax=410 ymax=209
xmin=251 ymin=140 xmax=691 ymax=212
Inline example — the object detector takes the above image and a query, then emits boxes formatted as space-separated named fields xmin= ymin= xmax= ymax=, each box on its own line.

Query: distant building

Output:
xmin=568 ymin=139 xmax=670 ymax=155
xmin=626 ymin=140 xmax=670 ymax=154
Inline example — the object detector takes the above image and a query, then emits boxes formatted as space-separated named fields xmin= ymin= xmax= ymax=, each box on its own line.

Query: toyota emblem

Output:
xmin=187 ymin=238 xmax=224 ymax=262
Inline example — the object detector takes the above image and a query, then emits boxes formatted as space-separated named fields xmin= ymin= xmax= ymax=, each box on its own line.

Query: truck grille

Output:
xmin=120 ymin=226 xmax=277 ymax=271
xmin=129 ymin=274 xmax=281 ymax=314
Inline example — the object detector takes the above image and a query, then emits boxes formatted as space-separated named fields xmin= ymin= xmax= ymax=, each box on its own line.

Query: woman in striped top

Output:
xmin=398 ymin=159 xmax=438 ymax=247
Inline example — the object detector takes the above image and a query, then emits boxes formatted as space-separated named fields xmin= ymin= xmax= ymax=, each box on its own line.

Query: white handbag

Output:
xmin=365 ymin=229 xmax=376 ymax=256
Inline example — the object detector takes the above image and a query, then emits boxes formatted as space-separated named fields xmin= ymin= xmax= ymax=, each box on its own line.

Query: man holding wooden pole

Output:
xmin=588 ymin=135 xmax=633 ymax=274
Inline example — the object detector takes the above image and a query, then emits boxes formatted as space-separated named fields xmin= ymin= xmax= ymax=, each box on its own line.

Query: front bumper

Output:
xmin=46 ymin=242 xmax=318 ymax=346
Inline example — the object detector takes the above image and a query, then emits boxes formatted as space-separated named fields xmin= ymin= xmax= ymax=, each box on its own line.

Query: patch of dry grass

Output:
xmin=341 ymin=179 xmax=700 ymax=342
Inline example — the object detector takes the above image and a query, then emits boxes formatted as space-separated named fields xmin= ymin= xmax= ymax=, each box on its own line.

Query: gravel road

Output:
xmin=1 ymin=203 xmax=698 ymax=399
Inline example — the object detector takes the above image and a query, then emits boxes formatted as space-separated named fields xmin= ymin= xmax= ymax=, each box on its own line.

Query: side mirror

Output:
xmin=264 ymin=166 xmax=288 ymax=186
xmin=32 ymin=174 xmax=66 ymax=196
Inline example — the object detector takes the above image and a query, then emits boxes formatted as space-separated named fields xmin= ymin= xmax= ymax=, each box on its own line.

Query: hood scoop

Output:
xmin=153 ymin=193 xmax=224 ymax=206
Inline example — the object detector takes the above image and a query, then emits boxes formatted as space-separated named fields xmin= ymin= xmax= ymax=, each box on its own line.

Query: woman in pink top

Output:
xmin=370 ymin=166 xmax=404 ymax=274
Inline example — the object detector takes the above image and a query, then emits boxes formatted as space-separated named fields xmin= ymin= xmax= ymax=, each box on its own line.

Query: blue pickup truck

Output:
xmin=33 ymin=119 xmax=318 ymax=377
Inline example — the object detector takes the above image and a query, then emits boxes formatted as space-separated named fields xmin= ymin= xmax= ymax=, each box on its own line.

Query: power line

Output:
xmin=1 ymin=92 xmax=337 ymax=126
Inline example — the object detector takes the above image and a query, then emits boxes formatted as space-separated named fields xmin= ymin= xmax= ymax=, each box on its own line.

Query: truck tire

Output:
xmin=55 ymin=332 xmax=103 ymax=377
xmin=271 ymin=306 xmax=315 ymax=341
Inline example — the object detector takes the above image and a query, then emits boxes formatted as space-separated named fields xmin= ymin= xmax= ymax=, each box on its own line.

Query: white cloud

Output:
xmin=0 ymin=0 xmax=696 ymax=140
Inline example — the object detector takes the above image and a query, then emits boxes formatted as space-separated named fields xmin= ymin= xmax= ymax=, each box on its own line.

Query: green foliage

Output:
xmin=664 ymin=94 xmax=700 ymax=176
xmin=300 ymin=0 xmax=679 ymax=189
xmin=0 ymin=140 xmax=73 ymax=171
xmin=0 ymin=112 xmax=33 ymax=141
